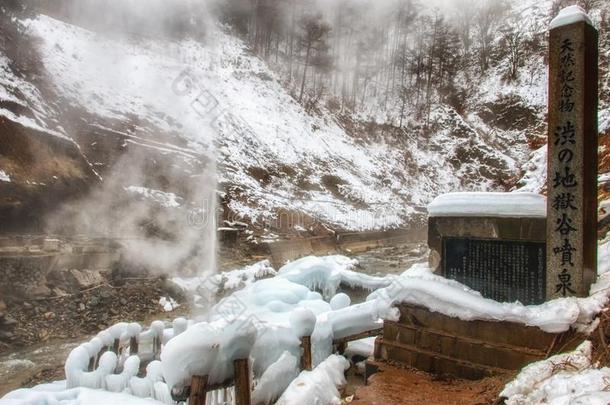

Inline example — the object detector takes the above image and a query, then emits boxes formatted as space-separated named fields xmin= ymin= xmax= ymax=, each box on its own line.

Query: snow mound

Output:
xmin=501 ymin=341 xmax=610 ymax=404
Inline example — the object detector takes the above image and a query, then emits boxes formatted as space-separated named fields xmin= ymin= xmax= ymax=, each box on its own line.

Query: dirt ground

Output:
xmin=348 ymin=361 xmax=512 ymax=405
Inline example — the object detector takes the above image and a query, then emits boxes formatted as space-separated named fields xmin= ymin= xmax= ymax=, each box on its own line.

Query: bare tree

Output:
xmin=297 ymin=13 xmax=331 ymax=103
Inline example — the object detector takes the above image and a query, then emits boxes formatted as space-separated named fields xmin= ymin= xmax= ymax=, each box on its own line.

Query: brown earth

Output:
xmin=349 ymin=361 xmax=512 ymax=405
xmin=0 ymin=277 xmax=189 ymax=355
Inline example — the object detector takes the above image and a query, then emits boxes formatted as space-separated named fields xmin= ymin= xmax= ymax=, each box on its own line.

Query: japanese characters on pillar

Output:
xmin=547 ymin=6 xmax=598 ymax=299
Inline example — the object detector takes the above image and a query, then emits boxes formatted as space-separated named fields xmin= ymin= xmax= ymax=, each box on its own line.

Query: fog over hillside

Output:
xmin=0 ymin=0 xmax=608 ymax=252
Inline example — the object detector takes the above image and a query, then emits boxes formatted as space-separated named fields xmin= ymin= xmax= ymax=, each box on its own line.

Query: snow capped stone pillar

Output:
xmin=546 ymin=6 xmax=598 ymax=299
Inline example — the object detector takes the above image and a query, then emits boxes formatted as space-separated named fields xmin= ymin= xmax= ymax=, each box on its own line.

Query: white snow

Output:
xmin=275 ymin=354 xmax=349 ymax=405
xmin=1 ymin=382 xmax=165 ymax=404
xmin=345 ymin=337 xmax=376 ymax=359
xmin=0 ymin=170 xmax=10 ymax=182
xmin=289 ymin=308 xmax=317 ymax=338
xmin=171 ymin=259 xmax=276 ymax=297
xmin=516 ymin=146 xmax=547 ymax=193
xmin=427 ymin=192 xmax=546 ymax=218
xmin=251 ymin=351 xmax=299 ymax=405
xmin=158 ymin=255 xmax=398 ymax=389
xmin=500 ymin=341 xmax=610 ymax=405
xmin=550 ymin=5 xmax=593 ymax=29
xmin=369 ymin=236 xmax=610 ymax=334
xmin=125 ymin=186 xmax=183 ymax=209
xmin=158 ymin=297 xmax=180 ymax=312
xmin=278 ymin=255 xmax=395 ymax=298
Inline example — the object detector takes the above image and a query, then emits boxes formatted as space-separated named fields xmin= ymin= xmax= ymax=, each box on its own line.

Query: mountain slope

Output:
xmin=0 ymin=8 xmax=523 ymax=238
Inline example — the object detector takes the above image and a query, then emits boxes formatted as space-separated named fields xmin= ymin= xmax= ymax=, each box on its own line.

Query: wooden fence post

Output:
xmin=336 ymin=342 xmax=347 ymax=355
xmin=94 ymin=347 xmax=106 ymax=369
xmin=112 ymin=338 xmax=120 ymax=354
xmin=129 ymin=336 xmax=139 ymax=356
xmin=153 ymin=335 xmax=162 ymax=360
xmin=234 ymin=358 xmax=251 ymax=405
xmin=189 ymin=375 xmax=209 ymax=405
xmin=300 ymin=336 xmax=312 ymax=371
xmin=374 ymin=336 xmax=383 ymax=360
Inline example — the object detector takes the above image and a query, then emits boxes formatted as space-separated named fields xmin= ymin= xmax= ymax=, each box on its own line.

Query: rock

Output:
xmin=78 ymin=303 xmax=86 ymax=311
xmin=70 ymin=269 xmax=104 ymax=289
xmin=119 ymin=298 xmax=127 ymax=306
xmin=3 ymin=315 xmax=18 ymax=327
xmin=44 ymin=311 xmax=55 ymax=320
xmin=99 ymin=288 xmax=113 ymax=299
xmin=0 ymin=330 xmax=14 ymax=341
xmin=23 ymin=302 xmax=32 ymax=309
xmin=52 ymin=287 xmax=69 ymax=297
xmin=89 ymin=296 xmax=101 ymax=307
xmin=24 ymin=284 xmax=52 ymax=298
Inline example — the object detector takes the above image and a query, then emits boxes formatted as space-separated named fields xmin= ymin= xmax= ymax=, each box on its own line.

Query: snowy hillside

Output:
xmin=0 ymin=4 xmax=531 ymax=238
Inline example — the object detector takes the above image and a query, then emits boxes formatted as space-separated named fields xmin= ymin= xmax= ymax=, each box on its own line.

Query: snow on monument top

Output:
xmin=427 ymin=192 xmax=546 ymax=218
xmin=550 ymin=5 xmax=593 ymax=30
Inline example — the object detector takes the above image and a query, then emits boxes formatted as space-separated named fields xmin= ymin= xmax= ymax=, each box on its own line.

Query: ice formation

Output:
xmin=275 ymin=355 xmax=350 ymax=405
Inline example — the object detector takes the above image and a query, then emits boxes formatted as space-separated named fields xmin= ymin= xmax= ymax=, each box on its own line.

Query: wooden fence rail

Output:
xmin=182 ymin=327 xmax=383 ymax=405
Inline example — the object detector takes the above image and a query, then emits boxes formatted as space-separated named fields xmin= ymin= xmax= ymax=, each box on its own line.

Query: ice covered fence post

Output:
xmin=290 ymin=308 xmax=316 ymax=371
xmin=300 ymin=336 xmax=312 ymax=371
xmin=188 ymin=375 xmax=208 ymax=405
xmin=546 ymin=6 xmax=598 ymax=299
xmin=129 ymin=335 xmax=139 ymax=356
xmin=233 ymin=358 xmax=251 ymax=405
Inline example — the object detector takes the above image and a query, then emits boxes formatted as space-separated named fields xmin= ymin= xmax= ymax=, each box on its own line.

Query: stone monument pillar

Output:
xmin=546 ymin=6 xmax=598 ymax=299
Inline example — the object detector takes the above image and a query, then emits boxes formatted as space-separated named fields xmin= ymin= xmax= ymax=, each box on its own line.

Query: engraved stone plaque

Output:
xmin=443 ymin=237 xmax=546 ymax=305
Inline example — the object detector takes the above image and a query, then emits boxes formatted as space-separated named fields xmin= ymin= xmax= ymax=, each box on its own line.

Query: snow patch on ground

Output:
xmin=158 ymin=297 xmax=180 ymax=312
xmin=501 ymin=341 xmax=610 ymax=405
xmin=0 ymin=170 xmax=10 ymax=182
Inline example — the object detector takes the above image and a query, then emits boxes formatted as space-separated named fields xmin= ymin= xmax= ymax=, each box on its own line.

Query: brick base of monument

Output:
xmin=378 ymin=305 xmax=583 ymax=380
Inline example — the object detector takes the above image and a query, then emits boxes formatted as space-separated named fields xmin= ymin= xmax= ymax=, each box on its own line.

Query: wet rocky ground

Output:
xmin=0 ymin=276 xmax=190 ymax=396
xmin=0 ymin=242 xmax=429 ymax=397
